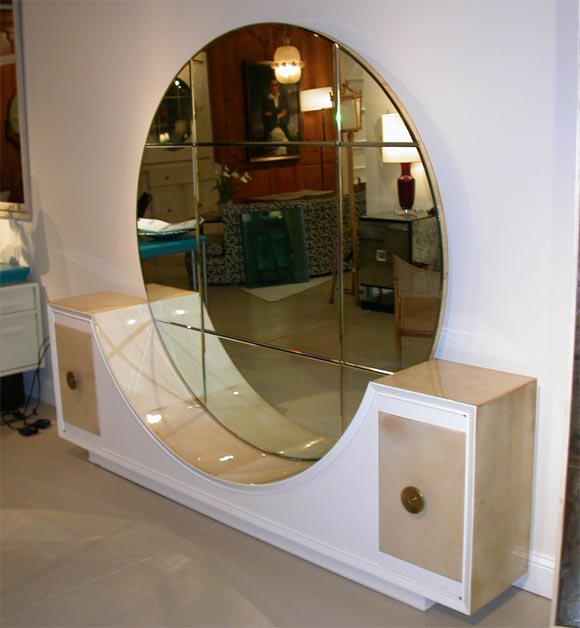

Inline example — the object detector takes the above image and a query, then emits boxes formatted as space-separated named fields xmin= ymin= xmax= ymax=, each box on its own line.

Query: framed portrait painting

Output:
xmin=243 ymin=62 xmax=301 ymax=163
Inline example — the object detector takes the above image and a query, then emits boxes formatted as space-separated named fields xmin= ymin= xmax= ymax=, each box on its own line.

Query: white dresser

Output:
xmin=0 ymin=282 xmax=43 ymax=376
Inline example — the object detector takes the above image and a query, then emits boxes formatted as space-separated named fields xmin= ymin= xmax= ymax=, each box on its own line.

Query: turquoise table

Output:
xmin=138 ymin=235 xmax=207 ymax=303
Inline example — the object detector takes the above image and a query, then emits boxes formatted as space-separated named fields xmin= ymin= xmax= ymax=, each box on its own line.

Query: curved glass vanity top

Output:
xmin=51 ymin=292 xmax=314 ymax=484
xmin=137 ymin=23 xmax=447 ymax=478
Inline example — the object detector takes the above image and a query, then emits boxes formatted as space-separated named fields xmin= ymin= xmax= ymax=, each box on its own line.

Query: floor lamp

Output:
xmin=329 ymin=82 xmax=363 ymax=304
xmin=299 ymin=87 xmax=333 ymax=189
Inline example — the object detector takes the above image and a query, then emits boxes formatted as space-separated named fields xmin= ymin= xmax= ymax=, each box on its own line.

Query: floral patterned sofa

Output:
xmin=199 ymin=192 xmax=366 ymax=286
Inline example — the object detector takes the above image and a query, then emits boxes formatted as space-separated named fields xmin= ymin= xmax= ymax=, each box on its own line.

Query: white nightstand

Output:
xmin=0 ymin=282 xmax=43 ymax=377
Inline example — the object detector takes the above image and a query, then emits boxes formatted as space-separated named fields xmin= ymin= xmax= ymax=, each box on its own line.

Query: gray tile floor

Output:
xmin=1 ymin=403 xmax=552 ymax=628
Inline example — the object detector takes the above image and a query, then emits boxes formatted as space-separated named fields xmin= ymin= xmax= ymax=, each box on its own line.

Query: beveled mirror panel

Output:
xmin=137 ymin=23 xmax=447 ymax=472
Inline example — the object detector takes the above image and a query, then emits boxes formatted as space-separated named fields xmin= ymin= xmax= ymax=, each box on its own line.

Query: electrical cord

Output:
xmin=21 ymin=337 xmax=50 ymax=419
xmin=1 ymin=409 xmax=25 ymax=429
xmin=1 ymin=409 xmax=40 ymax=436
xmin=1 ymin=337 xmax=51 ymax=436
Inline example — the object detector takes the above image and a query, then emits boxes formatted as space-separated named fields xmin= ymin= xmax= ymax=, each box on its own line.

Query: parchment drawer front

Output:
xmin=379 ymin=412 xmax=466 ymax=581
xmin=55 ymin=324 xmax=100 ymax=435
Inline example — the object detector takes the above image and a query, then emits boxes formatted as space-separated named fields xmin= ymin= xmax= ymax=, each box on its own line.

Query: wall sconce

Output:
xmin=272 ymin=39 xmax=304 ymax=84
xmin=382 ymin=112 xmax=420 ymax=212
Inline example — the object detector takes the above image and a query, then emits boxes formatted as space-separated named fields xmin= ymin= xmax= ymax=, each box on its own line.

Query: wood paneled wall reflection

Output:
xmin=206 ymin=24 xmax=336 ymax=199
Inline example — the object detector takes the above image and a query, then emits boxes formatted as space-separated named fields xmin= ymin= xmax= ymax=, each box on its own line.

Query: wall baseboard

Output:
xmin=515 ymin=551 xmax=555 ymax=599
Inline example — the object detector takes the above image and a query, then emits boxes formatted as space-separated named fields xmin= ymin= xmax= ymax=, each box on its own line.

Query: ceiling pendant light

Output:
xmin=272 ymin=38 xmax=304 ymax=84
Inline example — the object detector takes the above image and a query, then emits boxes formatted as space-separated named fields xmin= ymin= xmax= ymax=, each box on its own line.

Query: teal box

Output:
xmin=0 ymin=262 xmax=31 ymax=285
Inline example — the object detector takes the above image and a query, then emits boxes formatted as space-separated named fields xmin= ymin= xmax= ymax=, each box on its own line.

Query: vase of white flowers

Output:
xmin=213 ymin=164 xmax=251 ymax=214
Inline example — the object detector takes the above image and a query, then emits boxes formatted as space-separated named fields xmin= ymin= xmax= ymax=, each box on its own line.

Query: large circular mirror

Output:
xmin=137 ymin=23 xmax=447 ymax=474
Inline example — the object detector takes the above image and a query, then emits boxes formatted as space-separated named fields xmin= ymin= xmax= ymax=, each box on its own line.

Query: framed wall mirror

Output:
xmin=0 ymin=0 xmax=31 ymax=220
xmin=136 ymin=23 xmax=448 ymax=475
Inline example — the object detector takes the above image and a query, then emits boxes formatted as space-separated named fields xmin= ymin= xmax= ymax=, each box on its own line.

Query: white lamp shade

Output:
xmin=272 ymin=44 xmax=304 ymax=84
xmin=300 ymin=87 xmax=333 ymax=112
xmin=382 ymin=113 xmax=420 ymax=163
xmin=340 ymin=95 xmax=362 ymax=132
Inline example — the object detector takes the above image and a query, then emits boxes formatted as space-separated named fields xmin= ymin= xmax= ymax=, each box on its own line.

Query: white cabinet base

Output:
xmin=87 ymin=449 xmax=436 ymax=612
xmin=48 ymin=293 xmax=537 ymax=615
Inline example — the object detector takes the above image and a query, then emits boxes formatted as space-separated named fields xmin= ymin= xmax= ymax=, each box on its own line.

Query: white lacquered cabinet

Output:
xmin=47 ymin=291 xmax=539 ymax=615
xmin=48 ymin=292 xmax=146 ymax=441
xmin=0 ymin=282 xmax=43 ymax=376
xmin=375 ymin=359 xmax=537 ymax=614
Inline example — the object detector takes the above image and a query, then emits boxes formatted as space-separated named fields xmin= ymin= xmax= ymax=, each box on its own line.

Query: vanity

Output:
xmin=46 ymin=21 xmax=538 ymax=616
xmin=48 ymin=289 xmax=535 ymax=615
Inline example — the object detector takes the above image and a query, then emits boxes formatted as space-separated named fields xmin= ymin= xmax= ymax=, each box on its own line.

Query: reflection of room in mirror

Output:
xmin=137 ymin=22 xmax=446 ymax=475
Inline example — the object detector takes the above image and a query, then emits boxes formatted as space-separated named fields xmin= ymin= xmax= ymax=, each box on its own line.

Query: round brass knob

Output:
xmin=400 ymin=486 xmax=425 ymax=514
xmin=66 ymin=371 xmax=78 ymax=390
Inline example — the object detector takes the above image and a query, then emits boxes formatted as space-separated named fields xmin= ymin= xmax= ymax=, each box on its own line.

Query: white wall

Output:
xmin=1 ymin=0 xmax=577 ymax=600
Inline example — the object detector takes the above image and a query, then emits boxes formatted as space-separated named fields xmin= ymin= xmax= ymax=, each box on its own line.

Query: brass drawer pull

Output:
xmin=66 ymin=371 xmax=78 ymax=390
xmin=401 ymin=486 xmax=425 ymax=514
